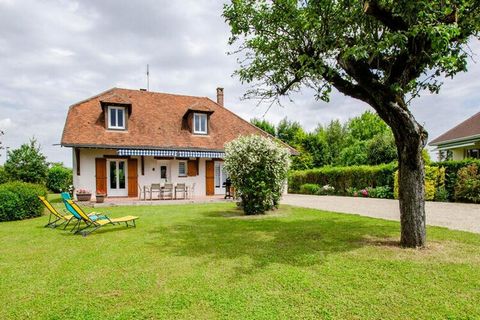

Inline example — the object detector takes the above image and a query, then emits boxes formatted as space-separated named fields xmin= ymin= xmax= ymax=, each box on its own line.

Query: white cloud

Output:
xmin=0 ymin=118 xmax=14 ymax=131
xmin=0 ymin=0 xmax=478 ymax=166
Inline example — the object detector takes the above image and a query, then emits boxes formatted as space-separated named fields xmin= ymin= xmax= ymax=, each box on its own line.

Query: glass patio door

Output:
xmin=107 ymin=159 xmax=128 ymax=197
xmin=214 ymin=161 xmax=228 ymax=195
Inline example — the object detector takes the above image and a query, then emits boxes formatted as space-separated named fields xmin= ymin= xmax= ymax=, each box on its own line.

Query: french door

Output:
xmin=107 ymin=159 xmax=128 ymax=197
xmin=214 ymin=161 xmax=228 ymax=195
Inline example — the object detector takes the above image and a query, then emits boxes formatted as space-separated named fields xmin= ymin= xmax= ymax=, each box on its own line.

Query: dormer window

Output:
xmin=193 ymin=113 xmax=208 ymax=134
xmin=108 ymin=106 xmax=126 ymax=130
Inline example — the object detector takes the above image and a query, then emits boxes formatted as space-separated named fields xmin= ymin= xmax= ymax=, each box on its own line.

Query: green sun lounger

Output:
xmin=66 ymin=200 xmax=138 ymax=236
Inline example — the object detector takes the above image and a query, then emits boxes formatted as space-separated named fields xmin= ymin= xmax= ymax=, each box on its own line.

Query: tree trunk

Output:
xmin=373 ymin=98 xmax=427 ymax=248
xmin=396 ymin=134 xmax=426 ymax=248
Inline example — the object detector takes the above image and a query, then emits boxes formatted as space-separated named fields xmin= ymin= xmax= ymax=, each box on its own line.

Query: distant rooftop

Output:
xmin=429 ymin=111 xmax=480 ymax=146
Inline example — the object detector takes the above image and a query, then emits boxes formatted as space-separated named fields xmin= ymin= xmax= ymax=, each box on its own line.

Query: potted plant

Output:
xmin=76 ymin=188 xmax=92 ymax=202
xmin=96 ymin=190 xmax=106 ymax=203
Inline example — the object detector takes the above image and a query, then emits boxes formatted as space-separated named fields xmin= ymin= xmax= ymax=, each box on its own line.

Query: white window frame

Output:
xmin=193 ymin=113 xmax=208 ymax=134
xmin=108 ymin=106 xmax=126 ymax=130
xmin=178 ymin=161 xmax=187 ymax=177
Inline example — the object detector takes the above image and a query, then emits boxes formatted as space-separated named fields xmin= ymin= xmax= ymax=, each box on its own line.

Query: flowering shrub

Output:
xmin=224 ymin=135 xmax=290 ymax=215
xmin=359 ymin=189 xmax=369 ymax=197
xmin=67 ymin=185 xmax=75 ymax=197
xmin=76 ymin=188 xmax=91 ymax=194
xmin=454 ymin=164 xmax=480 ymax=203
xmin=319 ymin=184 xmax=335 ymax=195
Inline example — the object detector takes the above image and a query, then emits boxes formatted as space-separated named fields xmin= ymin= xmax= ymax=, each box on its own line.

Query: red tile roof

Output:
xmin=429 ymin=111 xmax=480 ymax=145
xmin=61 ymin=88 xmax=297 ymax=153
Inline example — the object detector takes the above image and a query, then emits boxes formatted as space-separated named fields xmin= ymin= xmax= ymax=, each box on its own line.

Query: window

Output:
xmin=178 ymin=161 xmax=187 ymax=177
xmin=466 ymin=149 xmax=480 ymax=159
xmin=108 ymin=106 xmax=126 ymax=130
xmin=193 ymin=113 xmax=207 ymax=134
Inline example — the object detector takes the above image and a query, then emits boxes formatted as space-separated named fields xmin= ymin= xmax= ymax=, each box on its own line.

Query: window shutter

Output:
xmin=187 ymin=159 xmax=198 ymax=176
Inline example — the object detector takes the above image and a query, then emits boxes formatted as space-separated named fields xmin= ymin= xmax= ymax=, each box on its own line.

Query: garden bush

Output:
xmin=224 ymin=135 xmax=290 ymax=215
xmin=367 ymin=186 xmax=393 ymax=199
xmin=393 ymin=166 xmax=445 ymax=201
xmin=431 ymin=159 xmax=480 ymax=201
xmin=0 ymin=182 xmax=48 ymax=222
xmin=288 ymin=163 xmax=396 ymax=195
xmin=299 ymin=183 xmax=320 ymax=195
xmin=454 ymin=164 xmax=480 ymax=203
xmin=46 ymin=164 xmax=73 ymax=193
xmin=0 ymin=166 xmax=9 ymax=184
xmin=4 ymin=139 xmax=48 ymax=184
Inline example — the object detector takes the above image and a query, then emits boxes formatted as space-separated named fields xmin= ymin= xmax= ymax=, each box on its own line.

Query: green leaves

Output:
xmin=224 ymin=0 xmax=480 ymax=101
xmin=4 ymin=138 xmax=48 ymax=184
xmin=224 ymin=135 xmax=290 ymax=214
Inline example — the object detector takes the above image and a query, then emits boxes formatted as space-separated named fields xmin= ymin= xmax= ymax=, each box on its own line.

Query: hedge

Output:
xmin=288 ymin=163 xmax=397 ymax=195
xmin=430 ymin=159 xmax=480 ymax=201
xmin=290 ymin=159 xmax=480 ymax=203
xmin=0 ymin=182 xmax=48 ymax=222
xmin=454 ymin=163 xmax=480 ymax=203
xmin=46 ymin=165 xmax=73 ymax=193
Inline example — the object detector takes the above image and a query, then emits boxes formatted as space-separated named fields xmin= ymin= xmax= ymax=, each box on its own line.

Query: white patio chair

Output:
xmin=161 ymin=183 xmax=174 ymax=200
xmin=187 ymin=183 xmax=196 ymax=199
xmin=175 ymin=183 xmax=186 ymax=200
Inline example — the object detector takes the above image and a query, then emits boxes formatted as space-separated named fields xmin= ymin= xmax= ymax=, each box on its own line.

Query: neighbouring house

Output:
xmin=61 ymin=87 xmax=295 ymax=199
xmin=429 ymin=111 xmax=480 ymax=160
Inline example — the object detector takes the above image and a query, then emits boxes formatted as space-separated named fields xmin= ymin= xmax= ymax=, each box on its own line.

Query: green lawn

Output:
xmin=0 ymin=198 xmax=479 ymax=319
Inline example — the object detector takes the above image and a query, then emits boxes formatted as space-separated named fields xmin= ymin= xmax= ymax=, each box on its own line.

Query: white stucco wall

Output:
xmin=72 ymin=148 xmax=208 ymax=198
xmin=452 ymin=148 xmax=465 ymax=161
xmin=138 ymin=156 xmax=207 ymax=198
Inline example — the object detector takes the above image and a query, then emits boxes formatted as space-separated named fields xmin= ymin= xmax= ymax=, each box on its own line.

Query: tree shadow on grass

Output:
xmin=145 ymin=206 xmax=400 ymax=272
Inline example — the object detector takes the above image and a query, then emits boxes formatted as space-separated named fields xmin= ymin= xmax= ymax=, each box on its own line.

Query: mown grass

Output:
xmin=0 ymin=196 xmax=479 ymax=319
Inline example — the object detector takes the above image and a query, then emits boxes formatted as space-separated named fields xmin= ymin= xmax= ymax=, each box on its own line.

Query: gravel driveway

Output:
xmin=282 ymin=194 xmax=480 ymax=234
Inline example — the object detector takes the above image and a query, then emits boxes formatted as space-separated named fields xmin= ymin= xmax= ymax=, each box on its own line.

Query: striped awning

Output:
xmin=117 ymin=149 xmax=224 ymax=158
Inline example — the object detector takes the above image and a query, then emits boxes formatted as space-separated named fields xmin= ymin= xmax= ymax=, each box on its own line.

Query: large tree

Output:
xmin=224 ymin=0 xmax=480 ymax=247
xmin=4 ymin=138 xmax=48 ymax=184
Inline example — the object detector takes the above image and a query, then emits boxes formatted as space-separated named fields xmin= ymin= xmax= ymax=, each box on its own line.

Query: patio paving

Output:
xmin=282 ymin=194 xmax=480 ymax=234
xmin=87 ymin=195 xmax=233 ymax=208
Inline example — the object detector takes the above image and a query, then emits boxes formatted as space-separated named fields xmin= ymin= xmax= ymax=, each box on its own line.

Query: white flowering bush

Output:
xmin=224 ymin=135 xmax=290 ymax=214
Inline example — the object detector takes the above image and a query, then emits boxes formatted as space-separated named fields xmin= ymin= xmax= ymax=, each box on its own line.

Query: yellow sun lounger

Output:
xmin=38 ymin=196 xmax=75 ymax=229
xmin=66 ymin=200 xmax=138 ymax=236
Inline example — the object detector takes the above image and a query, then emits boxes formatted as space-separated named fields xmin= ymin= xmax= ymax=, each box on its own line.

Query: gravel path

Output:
xmin=282 ymin=194 xmax=480 ymax=234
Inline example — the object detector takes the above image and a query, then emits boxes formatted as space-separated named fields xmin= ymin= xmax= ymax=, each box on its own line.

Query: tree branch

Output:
xmin=363 ymin=1 xmax=408 ymax=31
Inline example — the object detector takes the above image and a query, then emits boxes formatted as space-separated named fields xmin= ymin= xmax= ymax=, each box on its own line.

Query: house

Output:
xmin=429 ymin=111 xmax=480 ymax=160
xmin=61 ymin=87 xmax=294 ymax=199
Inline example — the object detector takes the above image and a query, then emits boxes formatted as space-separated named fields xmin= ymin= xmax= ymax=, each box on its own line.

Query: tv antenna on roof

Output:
xmin=146 ymin=64 xmax=150 ymax=91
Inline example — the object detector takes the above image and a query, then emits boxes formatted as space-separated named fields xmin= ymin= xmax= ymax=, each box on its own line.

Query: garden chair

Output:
xmin=38 ymin=196 xmax=74 ymax=229
xmin=186 ymin=183 xmax=196 ymax=199
xmin=161 ymin=183 xmax=174 ymax=200
xmin=60 ymin=192 xmax=105 ymax=233
xmin=148 ymin=183 xmax=162 ymax=200
xmin=175 ymin=183 xmax=186 ymax=199
xmin=66 ymin=200 xmax=138 ymax=237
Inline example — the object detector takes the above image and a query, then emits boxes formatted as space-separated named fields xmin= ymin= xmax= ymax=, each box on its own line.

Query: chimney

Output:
xmin=216 ymin=87 xmax=224 ymax=107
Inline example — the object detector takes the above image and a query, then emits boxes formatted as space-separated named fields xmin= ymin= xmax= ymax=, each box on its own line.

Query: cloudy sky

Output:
xmin=0 ymin=0 xmax=479 ymax=166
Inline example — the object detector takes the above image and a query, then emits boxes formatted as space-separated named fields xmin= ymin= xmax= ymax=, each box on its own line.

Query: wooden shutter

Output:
xmin=75 ymin=148 xmax=81 ymax=175
xmin=205 ymin=160 xmax=214 ymax=196
xmin=187 ymin=159 xmax=198 ymax=176
xmin=95 ymin=158 xmax=107 ymax=195
xmin=128 ymin=159 xmax=138 ymax=197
